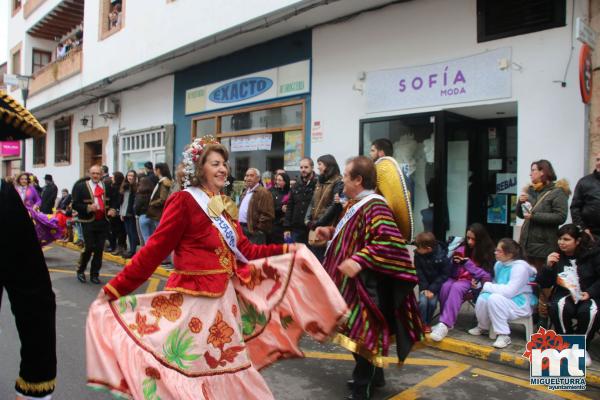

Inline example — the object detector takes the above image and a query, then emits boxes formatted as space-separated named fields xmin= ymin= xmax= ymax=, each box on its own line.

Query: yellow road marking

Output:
xmin=304 ymin=351 xmax=470 ymax=400
xmin=48 ymin=268 xmax=117 ymax=278
xmin=471 ymin=368 xmax=591 ymax=400
xmin=146 ymin=278 xmax=160 ymax=293
xmin=43 ymin=246 xmax=52 ymax=252
xmin=390 ymin=361 xmax=470 ymax=399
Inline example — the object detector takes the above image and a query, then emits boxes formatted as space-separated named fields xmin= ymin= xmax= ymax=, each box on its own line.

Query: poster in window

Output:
xmin=487 ymin=194 xmax=508 ymax=224
xmin=509 ymin=195 xmax=518 ymax=226
xmin=284 ymin=130 xmax=303 ymax=171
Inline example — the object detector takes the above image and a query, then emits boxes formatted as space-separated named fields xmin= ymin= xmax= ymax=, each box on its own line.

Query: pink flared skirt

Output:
xmin=86 ymin=247 xmax=348 ymax=399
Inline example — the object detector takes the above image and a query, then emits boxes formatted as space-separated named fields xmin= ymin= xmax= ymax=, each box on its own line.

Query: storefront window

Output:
xmin=361 ymin=115 xmax=436 ymax=236
xmin=192 ymin=100 xmax=306 ymax=201
xmin=121 ymin=128 xmax=166 ymax=172
xmin=220 ymin=104 xmax=302 ymax=134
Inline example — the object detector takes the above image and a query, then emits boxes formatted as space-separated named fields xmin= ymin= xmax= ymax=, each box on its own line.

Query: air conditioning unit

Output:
xmin=98 ymin=97 xmax=117 ymax=117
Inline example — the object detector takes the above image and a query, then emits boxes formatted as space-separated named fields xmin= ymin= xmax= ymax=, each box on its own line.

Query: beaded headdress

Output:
xmin=181 ymin=135 xmax=220 ymax=189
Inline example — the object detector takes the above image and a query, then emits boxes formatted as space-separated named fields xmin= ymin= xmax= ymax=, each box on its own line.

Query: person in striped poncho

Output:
xmin=315 ymin=156 xmax=424 ymax=400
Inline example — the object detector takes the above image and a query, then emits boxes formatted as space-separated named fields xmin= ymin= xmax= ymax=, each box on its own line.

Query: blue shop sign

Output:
xmin=209 ymin=77 xmax=273 ymax=103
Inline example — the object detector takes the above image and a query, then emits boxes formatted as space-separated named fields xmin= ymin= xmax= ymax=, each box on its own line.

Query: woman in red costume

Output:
xmin=86 ymin=136 xmax=347 ymax=399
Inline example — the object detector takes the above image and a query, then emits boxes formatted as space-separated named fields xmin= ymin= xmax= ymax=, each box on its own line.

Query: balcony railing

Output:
xmin=30 ymin=46 xmax=82 ymax=95
xmin=24 ymin=0 xmax=46 ymax=18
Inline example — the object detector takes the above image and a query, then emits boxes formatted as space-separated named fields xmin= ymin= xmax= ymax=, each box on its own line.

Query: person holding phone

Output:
xmin=537 ymin=224 xmax=600 ymax=367
xmin=430 ymin=223 xmax=495 ymax=342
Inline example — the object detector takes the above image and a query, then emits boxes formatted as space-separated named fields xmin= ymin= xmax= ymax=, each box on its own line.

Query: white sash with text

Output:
xmin=185 ymin=187 xmax=249 ymax=264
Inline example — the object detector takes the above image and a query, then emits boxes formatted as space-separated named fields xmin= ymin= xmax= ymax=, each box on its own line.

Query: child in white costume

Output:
xmin=468 ymin=238 xmax=537 ymax=348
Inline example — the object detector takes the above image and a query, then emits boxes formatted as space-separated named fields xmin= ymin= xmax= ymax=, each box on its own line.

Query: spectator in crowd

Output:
xmin=40 ymin=174 xmax=58 ymax=214
xmin=516 ymin=159 xmax=570 ymax=327
xmin=120 ymin=170 xmax=139 ymax=258
xmin=144 ymin=161 xmax=159 ymax=186
xmin=538 ymin=224 xmax=600 ymax=367
xmin=430 ymin=223 xmax=495 ymax=342
xmin=32 ymin=175 xmax=42 ymax=195
xmin=54 ymin=188 xmax=72 ymax=240
xmin=270 ymin=171 xmax=291 ymax=244
xmin=107 ymin=171 xmax=127 ymax=256
xmin=468 ymin=239 xmax=537 ymax=349
xmin=134 ymin=175 xmax=155 ymax=246
xmin=414 ymin=231 xmax=451 ymax=332
xmin=144 ymin=163 xmax=173 ymax=245
xmin=101 ymin=165 xmax=110 ymax=182
xmin=284 ymin=157 xmax=317 ymax=244
xmin=239 ymin=168 xmax=274 ymax=244
xmin=305 ymin=154 xmax=343 ymax=261
xmin=570 ymin=151 xmax=600 ymax=241
xmin=72 ymin=165 xmax=112 ymax=284
xmin=262 ymin=170 xmax=273 ymax=190
xmin=56 ymin=43 xmax=66 ymax=59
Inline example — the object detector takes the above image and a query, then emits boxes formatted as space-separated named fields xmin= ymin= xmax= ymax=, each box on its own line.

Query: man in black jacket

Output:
xmin=40 ymin=174 xmax=58 ymax=214
xmin=571 ymin=152 xmax=600 ymax=240
xmin=283 ymin=157 xmax=317 ymax=244
xmin=72 ymin=165 xmax=113 ymax=284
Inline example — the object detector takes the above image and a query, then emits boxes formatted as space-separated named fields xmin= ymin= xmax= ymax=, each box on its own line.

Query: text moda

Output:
xmin=398 ymin=67 xmax=467 ymax=96
xmin=209 ymin=77 xmax=273 ymax=103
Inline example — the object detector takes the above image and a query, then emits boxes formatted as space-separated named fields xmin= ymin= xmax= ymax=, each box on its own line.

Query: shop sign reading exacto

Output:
xmin=185 ymin=60 xmax=310 ymax=115
xmin=366 ymin=48 xmax=512 ymax=113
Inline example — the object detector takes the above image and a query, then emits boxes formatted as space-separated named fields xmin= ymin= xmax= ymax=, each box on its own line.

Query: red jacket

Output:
xmin=105 ymin=190 xmax=286 ymax=299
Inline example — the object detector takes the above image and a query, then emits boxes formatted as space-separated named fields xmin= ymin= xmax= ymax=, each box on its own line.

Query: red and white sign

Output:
xmin=0 ymin=141 xmax=21 ymax=157
xmin=579 ymin=44 xmax=593 ymax=104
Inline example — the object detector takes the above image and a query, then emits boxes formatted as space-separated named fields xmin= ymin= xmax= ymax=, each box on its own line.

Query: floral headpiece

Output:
xmin=181 ymin=135 xmax=219 ymax=188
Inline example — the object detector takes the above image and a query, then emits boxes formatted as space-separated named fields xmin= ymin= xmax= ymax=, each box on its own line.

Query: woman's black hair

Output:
xmin=154 ymin=162 xmax=172 ymax=180
xmin=498 ymin=238 xmax=524 ymax=260
xmin=316 ymin=154 xmax=340 ymax=182
xmin=557 ymin=223 xmax=592 ymax=257
xmin=275 ymin=172 xmax=291 ymax=192
xmin=465 ymin=223 xmax=496 ymax=271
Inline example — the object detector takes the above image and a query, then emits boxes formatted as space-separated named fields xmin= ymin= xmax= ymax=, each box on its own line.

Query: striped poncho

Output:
xmin=324 ymin=197 xmax=424 ymax=367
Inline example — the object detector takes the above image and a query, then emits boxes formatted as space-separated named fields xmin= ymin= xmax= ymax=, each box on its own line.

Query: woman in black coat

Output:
xmin=538 ymin=223 xmax=600 ymax=367
xmin=270 ymin=172 xmax=291 ymax=244
xmin=108 ymin=171 xmax=127 ymax=255
xmin=120 ymin=170 xmax=139 ymax=258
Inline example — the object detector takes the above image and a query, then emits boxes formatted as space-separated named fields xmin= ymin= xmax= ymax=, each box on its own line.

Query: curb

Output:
xmin=52 ymin=241 xmax=172 ymax=278
xmin=423 ymin=336 xmax=600 ymax=387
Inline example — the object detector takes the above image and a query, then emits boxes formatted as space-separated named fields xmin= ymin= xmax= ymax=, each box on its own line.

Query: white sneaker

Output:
xmin=468 ymin=326 xmax=487 ymax=336
xmin=586 ymin=351 xmax=592 ymax=367
xmin=492 ymin=334 xmax=511 ymax=349
xmin=429 ymin=323 xmax=449 ymax=342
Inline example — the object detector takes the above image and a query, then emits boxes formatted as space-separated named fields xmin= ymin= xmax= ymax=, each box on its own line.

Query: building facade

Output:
xmin=4 ymin=0 xmax=594 ymax=240
xmin=311 ymin=0 xmax=590 ymax=239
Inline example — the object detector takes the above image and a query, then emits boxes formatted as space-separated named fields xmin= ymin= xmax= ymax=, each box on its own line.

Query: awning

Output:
xmin=27 ymin=0 xmax=84 ymax=41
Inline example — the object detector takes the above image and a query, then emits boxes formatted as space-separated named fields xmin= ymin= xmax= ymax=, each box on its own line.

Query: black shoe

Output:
xmin=345 ymin=392 xmax=369 ymax=400
xmin=90 ymin=276 xmax=101 ymax=284
xmin=346 ymin=379 xmax=385 ymax=389
xmin=77 ymin=272 xmax=86 ymax=283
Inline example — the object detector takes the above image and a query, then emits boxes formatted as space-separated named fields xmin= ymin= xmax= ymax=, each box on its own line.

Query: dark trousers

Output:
xmin=108 ymin=215 xmax=126 ymax=250
xmin=351 ymin=353 xmax=384 ymax=398
xmin=123 ymin=216 xmax=139 ymax=254
xmin=549 ymin=295 xmax=599 ymax=342
xmin=79 ymin=219 xmax=109 ymax=277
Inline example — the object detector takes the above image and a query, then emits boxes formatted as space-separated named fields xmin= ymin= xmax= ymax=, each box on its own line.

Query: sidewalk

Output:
xmin=51 ymin=240 xmax=600 ymax=387
xmin=422 ymin=301 xmax=600 ymax=387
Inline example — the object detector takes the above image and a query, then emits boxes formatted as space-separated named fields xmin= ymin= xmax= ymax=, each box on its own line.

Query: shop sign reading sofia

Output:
xmin=366 ymin=48 xmax=512 ymax=113
xmin=185 ymin=60 xmax=310 ymax=114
